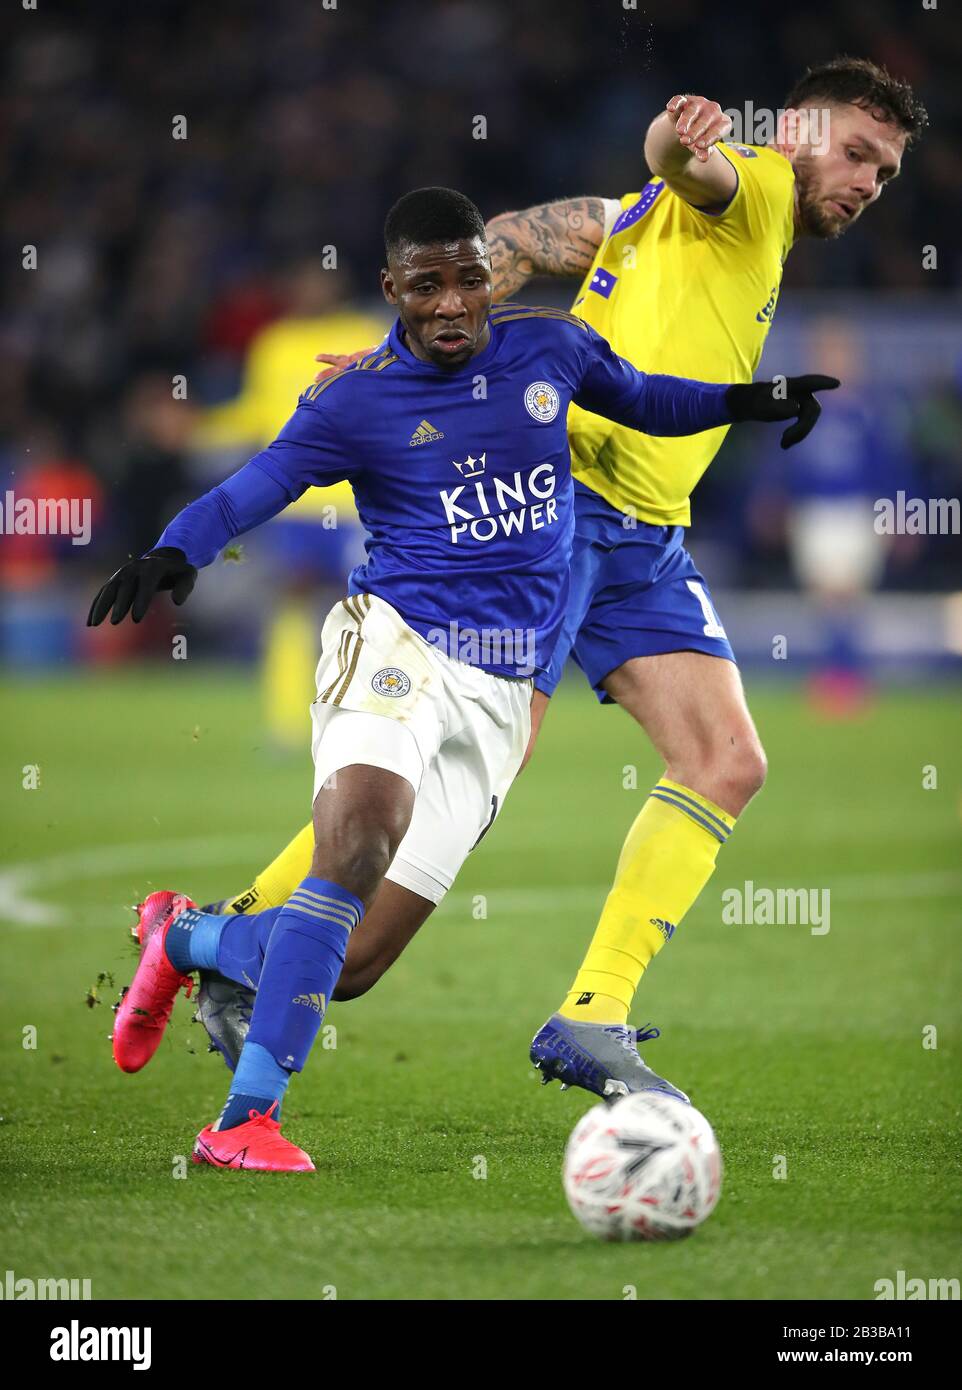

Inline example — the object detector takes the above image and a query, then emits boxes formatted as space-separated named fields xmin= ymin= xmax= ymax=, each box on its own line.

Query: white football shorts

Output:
xmin=310 ymin=593 xmax=533 ymax=904
xmin=788 ymin=497 xmax=886 ymax=592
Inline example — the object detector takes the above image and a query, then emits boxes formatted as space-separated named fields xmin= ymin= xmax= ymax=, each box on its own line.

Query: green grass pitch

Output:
xmin=1 ymin=669 xmax=960 ymax=1301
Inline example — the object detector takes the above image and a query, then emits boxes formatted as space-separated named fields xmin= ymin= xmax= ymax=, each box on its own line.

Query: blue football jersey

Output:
xmin=158 ymin=306 xmax=731 ymax=676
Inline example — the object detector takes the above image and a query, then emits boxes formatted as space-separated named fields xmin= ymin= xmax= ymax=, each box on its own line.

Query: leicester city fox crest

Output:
xmin=524 ymin=381 xmax=560 ymax=422
xmin=372 ymin=667 xmax=411 ymax=698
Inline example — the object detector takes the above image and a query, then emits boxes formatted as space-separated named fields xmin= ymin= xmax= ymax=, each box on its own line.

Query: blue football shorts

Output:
xmin=537 ymin=480 xmax=736 ymax=703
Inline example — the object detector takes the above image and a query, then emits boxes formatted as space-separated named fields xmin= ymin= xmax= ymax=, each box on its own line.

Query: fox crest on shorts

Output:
xmin=372 ymin=667 xmax=411 ymax=698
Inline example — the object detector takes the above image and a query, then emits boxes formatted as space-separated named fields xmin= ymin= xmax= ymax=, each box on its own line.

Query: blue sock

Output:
xmin=216 ymin=877 xmax=363 ymax=1131
xmin=215 ymin=1043 xmax=292 ymax=1131
xmin=825 ymin=608 xmax=862 ymax=674
xmin=215 ymin=907 xmax=283 ymax=988
xmin=165 ymin=906 xmax=281 ymax=983
xmin=164 ymin=909 xmax=227 ymax=973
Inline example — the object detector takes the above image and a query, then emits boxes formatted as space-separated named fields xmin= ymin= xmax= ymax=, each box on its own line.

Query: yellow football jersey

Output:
xmin=197 ymin=310 xmax=388 ymax=519
xmin=568 ymin=143 xmax=796 ymax=525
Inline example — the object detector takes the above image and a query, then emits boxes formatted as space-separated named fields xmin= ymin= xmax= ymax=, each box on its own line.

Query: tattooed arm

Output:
xmin=484 ymin=197 xmax=612 ymax=302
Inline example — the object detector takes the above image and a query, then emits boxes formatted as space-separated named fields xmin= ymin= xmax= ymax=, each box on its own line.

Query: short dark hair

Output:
xmin=384 ymin=187 xmax=486 ymax=260
xmin=784 ymin=56 xmax=928 ymax=146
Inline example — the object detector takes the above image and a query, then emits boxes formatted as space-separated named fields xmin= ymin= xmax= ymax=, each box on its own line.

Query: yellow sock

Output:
xmin=262 ymin=599 xmax=316 ymax=751
xmin=560 ymin=779 xmax=737 ymax=1023
xmin=224 ymin=822 xmax=315 ymax=914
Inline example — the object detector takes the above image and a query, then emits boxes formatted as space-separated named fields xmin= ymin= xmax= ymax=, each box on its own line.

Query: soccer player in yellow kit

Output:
xmin=193 ymin=57 xmax=925 ymax=1097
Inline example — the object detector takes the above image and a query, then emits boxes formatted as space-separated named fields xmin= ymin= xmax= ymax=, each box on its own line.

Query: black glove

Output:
xmin=726 ymin=375 xmax=840 ymax=450
xmin=87 ymin=547 xmax=198 ymax=626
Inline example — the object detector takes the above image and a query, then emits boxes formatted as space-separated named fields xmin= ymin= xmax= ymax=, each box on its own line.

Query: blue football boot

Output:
xmin=530 ymin=1014 xmax=689 ymax=1103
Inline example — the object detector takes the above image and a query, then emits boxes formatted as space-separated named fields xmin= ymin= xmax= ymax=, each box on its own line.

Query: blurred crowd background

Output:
xmin=2 ymin=0 xmax=960 ymax=731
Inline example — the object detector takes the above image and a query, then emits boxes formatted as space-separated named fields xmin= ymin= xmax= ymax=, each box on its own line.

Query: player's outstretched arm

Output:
xmin=726 ymin=376 xmax=841 ymax=450
xmin=88 ymin=459 xmax=302 ymax=626
xmin=644 ymin=94 xmax=737 ymax=208
xmin=484 ymin=198 xmax=609 ymax=301
xmin=574 ymin=329 xmax=839 ymax=448
xmin=617 ymin=371 xmax=839 ymax=449
xmin=87 ymin=547 xmax=198 ymax=627
xmin=90 ymin=384 xmax=356 ymax=625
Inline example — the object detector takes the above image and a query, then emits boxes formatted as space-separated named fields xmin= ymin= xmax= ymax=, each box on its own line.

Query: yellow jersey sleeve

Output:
xmin=566 ymin=145 xmax=796 ymax=527
xmin=684 ymin=142 xmax=796 ymax=251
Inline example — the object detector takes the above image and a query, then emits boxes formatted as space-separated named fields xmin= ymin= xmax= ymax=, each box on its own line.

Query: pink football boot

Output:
xmin=193 ymin=1103 xmax=315 ymax=1173
xmin=111 ymin=890 xmax=196 ymax=1073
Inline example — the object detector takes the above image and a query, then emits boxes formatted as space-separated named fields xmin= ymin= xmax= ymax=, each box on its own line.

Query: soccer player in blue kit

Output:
xmin=89 ymin=188 xmax=836 ymax=1170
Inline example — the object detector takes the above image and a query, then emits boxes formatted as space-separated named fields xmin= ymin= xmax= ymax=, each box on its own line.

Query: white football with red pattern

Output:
xmin=562 ymin=1090 xmax=722 ymax=1241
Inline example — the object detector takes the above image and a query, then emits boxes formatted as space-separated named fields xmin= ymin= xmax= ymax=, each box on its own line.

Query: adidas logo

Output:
xmin=408 ymin=419 xmax=445 ymax=447
xmin=291 ymin=992 xmax=327 ymax=1014
xmin=650 ymin=917 xmax=676 ymax=942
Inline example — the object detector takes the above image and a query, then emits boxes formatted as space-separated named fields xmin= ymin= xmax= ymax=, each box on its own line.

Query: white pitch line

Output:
xmin=0 ymin=834 xmax=280 ymax=927
xmin=1 ymin=840 xmax=959 ymax=928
